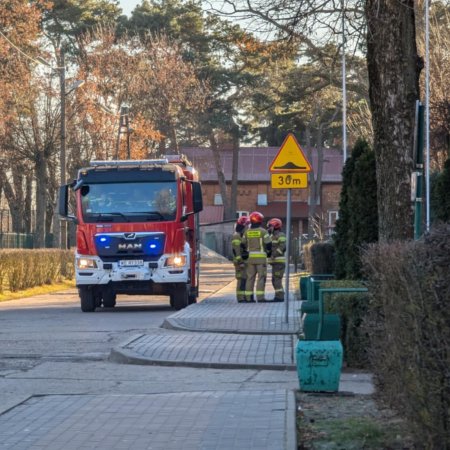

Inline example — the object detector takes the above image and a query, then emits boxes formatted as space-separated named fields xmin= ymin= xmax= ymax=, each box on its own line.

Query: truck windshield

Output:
xmin=81 ymin=181 xmax=177 ymax=222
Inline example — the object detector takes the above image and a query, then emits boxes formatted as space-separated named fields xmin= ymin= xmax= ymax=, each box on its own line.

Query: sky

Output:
xmin=118 ymin=0 xmax=141 ymax=16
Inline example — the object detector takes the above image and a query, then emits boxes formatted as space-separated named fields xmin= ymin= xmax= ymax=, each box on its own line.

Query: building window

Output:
xmin=236 ymin=210 xmax=249 ymax=218
xmin=329 ymin=210 xmax=339 ymax=226
xmin=257 ymin=194 xmax=267 ymax=206
xmin=328 ymin=210 xmax=339 ymax=235
xmin=214 ymin=193 xmax=223 ymax=205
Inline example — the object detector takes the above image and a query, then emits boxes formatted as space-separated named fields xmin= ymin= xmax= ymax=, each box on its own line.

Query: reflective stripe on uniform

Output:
xmin=249 ymin=252 xmax=266 ymax=258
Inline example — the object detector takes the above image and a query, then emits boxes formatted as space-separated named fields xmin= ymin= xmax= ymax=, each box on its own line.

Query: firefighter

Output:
xmin=267 ymin=218 xmax=286 ymax=302
xmin=232 ymin=216 xmax=250 ymax=303
xmin=242 ymin=211 xmax=272 ymax=303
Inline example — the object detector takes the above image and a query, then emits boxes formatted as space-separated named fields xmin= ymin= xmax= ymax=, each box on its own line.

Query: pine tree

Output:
xmin=334 ymin=139 xmax=378 ymax=279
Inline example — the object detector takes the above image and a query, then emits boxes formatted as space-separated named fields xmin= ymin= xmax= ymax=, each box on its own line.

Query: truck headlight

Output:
xmin=77 ymin=257 xmax=98 ymax=269
xmin=164 ymin=255 xmax=186 ymax=268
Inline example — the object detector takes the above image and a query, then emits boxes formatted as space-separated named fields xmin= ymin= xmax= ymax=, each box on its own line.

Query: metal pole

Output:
xmin=414 ymin=102 xmax=424 ymax=240
xmin=284 ymin=188 xmax=292 ymax=324
xmin=341 ymin=0 xmax=347 ymax=162
xmin=425 ymin=0 xmax=430 ymax=231
xmin=115 ymin=106 xmax=123 ymax=159
xmin=59 ymin=48 xmax=66 ymax=249
xmin=124 ymin=107 xmax=131 ymax=159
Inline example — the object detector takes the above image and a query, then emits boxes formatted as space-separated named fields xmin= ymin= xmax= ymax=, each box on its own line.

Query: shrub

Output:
xmin=311 ymin=242 xmax=335 ymax=274
xmin=362 ymin=224 xmax=450 ymax=448
xmin=334 ymin=139 xmax=378 ymax=279
xmin=321 ymin=279 xmax=370 ymax=368
xmin=430 ymin=157 xmax=450 ymax=222
xmin=0 ymin=249 xmax=75 ymax=292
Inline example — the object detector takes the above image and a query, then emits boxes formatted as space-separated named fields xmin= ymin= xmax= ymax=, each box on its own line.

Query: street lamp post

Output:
xmin=51 ymin=49 xmax=84 ymax=249
xmin=59 ymin=48 xmax=67 ymax=249
xmin=341 ymin=0 xmax=347 ymax=162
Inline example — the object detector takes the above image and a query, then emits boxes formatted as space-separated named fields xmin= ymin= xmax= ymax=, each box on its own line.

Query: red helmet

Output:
xmin=236 ymin=216 xmax=249 ymax=226
xmin=268 ymin=218 xmax=282 ymax=230
xmin=249 ymin=211 xmax=264 ymax=224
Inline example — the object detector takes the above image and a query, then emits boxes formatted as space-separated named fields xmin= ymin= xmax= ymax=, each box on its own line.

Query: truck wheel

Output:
xmin=102 ymin=293 xmax=116 ymax=308
xmin=170 ymin=286 xmax=189 ymax=310
xmin=188 ymin=294 xmax=197 ymax=305
xmin=79 ymin=287 xmax=96 ymax=312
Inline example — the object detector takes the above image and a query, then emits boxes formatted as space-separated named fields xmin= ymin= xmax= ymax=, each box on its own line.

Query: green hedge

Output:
xmin=362 ymin=225 xmax=450 ymax=448
xmin=321 ymin=279 xmax=370 ymax=368
xmin=0 ymin=249 xmax=74 ymax=293
xmin=302 ymin=241 xmax=335 ymax=274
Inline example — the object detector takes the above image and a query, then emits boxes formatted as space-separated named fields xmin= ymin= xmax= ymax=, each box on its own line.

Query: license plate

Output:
xmin=119 ymin=259 xmax=144 ymax=267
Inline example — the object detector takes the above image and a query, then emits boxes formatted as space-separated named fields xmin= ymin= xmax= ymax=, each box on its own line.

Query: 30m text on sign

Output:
xmin=271 ymin=172 xmax=308 ymax=189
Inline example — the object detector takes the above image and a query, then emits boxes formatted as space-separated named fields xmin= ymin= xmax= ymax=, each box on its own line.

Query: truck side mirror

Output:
xmin=192 ymin=182 xmax=203 ymax=213
xmin=58 ymin=185 xmax=77 ymax=222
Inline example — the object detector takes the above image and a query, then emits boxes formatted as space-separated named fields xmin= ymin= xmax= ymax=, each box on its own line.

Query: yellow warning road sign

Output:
xmin=271 ymin=173 xmax=308 ymax=189
xmin=269 ymin=133 xmax=312 ymax=173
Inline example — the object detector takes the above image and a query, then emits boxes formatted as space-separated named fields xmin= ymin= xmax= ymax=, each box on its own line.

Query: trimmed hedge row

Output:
xmin=302 ymin=241 xmax=335 ymax=274
xmin=0 ymin=249 xmax=74 ymax=293
xmin=321 ymin=279 xmax=370 ymax=369
xmin=362 ymin=225 xmax=450 ymax=449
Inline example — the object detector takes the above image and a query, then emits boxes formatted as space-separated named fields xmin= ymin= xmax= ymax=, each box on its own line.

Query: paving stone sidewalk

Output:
xmin=0 ymin=391 xmax=296 ymax=450
xmin=163 ymin=280 xmax=302 ymax=335
xmin=111 ymin=275 xmax=302 ymax=370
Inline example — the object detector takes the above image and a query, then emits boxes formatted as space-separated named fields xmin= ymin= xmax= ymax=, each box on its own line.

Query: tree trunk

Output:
xmin=229 ymin=123 xmax=240 ymax=220
xmin=168 ymin=122 xmax=179 ymax=153
xmin=0 ymin=167 xmax=24 ymax=233
xmin=24 ymin=173 xmax=32 ymax=234
xmin=366 ymin=0 xmax=421 ymax=241
xmin=34 ymin=154 xmax=48 ymax=248
xmin=209 ymin=132 xmax=230 ymax=219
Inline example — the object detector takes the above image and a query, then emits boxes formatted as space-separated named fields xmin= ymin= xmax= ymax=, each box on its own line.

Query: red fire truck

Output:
xmin=58 ymin=156 xmax=203 ymax=312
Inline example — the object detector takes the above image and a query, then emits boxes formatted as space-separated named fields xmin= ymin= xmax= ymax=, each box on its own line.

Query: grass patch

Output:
xmin=0 ymin=280 xmax=76 ymax=302
xmin=299 ymin=415 xmax=408 ymax=449
xmin=297 ymin=393 xmax=413 ymax=449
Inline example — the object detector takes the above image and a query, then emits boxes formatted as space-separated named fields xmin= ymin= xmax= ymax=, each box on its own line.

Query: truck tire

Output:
xmin=102 ymin=293 xmax=116 ymax=308
xmin=170 ymin=285 xmax=189 ymax=310
xmin=79 ymin=287 xmax=96 ymax=312
xmin=101 ymin=285 xmax=116 ymax=308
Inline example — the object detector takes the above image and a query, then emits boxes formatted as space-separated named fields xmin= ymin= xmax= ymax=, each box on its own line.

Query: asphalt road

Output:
xmin=0 ymin=263 xmax=299 ymax=415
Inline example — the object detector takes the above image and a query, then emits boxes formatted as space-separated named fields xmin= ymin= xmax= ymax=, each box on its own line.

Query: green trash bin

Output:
xmin=299 ymin=274 xmax=310 ymax=300
xmin=303 ymin=313 xmax=341 ymax=340
xmin=296 ymin=339 xmax=343 ymax=392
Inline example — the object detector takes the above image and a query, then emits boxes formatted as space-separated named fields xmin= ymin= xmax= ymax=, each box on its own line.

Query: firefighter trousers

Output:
xmin=234 ymin=262 xmax=247 ymax=301
xmin=270 ymin=262 xmax=285 ymax=301
xmin=245 ymin=262 xmax=267 ymax=301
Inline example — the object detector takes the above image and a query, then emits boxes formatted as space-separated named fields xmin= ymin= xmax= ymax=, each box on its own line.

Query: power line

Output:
xmin=0 ymin=30 xmax=48 ymax=67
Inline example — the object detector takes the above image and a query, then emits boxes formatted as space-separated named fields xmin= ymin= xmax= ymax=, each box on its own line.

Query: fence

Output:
xmin=0 ymin=233 xmax=34 ymax=249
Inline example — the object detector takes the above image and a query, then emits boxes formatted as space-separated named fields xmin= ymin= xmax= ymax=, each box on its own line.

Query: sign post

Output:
xmin=269 ymin=133 xmax=312 ymax=323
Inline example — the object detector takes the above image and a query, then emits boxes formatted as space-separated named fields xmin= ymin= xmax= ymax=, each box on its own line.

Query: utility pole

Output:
xmin=54 ymin=48 xmax=66 ymax=249
xmin=115 ymin=106 xmax=131 ymax=159
xmin=341 ymin=0 xmax=347 ymax=162
xmin=425 ymin=0 xmax=430 ymax=231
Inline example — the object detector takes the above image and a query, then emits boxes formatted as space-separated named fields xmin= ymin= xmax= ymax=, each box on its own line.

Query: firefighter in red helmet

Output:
xmin=242 ymin=211 xmax=272 ymax=302
xmin=232 ymin=216 xmax=250 ymax=303
xmin=267 ymin=218 xmax=286 ymax=302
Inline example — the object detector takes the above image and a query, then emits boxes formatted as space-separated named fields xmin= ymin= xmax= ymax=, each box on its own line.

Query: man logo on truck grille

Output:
xmin=118 ymin=243 xmax=142 ymax=250
xmin=124 ymin=233 xmax=136 ymax=239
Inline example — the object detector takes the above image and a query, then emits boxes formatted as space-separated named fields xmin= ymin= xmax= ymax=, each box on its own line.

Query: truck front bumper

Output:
xmin=75 ymin=254 xmax=189 ymax=287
